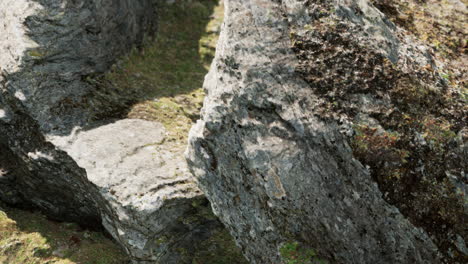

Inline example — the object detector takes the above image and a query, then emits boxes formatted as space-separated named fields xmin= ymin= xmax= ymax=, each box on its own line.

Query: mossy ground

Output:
xmin=279 ymin=242 xmax=327 ymax=264
xmin=103 ymin=0 xmax=224 ymax=144
xmin=190 ymin=228 xmax=247 ymax=264
xmin=105 ymin=2 xmax=247 ymax=261
xmin=0 ymin=205 xmax=128 ymax=264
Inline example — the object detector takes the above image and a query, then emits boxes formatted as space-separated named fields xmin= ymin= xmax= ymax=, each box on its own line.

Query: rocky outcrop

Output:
xmin=0 ymin=85 xmax=102 ymax=225
xmin=187 ymin=0 xmax=466 ymax=263
xmin=0 ymin=0 xmax=157 ymax=134
xmin=0 ymin=107 xmax=227 ymax=262
xmin=51 ymin=119 xmax=219 ymax=263
xmin=0 ymin=1 xmax=238 ymax=263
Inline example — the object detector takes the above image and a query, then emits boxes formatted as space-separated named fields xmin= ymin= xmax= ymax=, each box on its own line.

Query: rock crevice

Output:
xmin=1 ymin=1 xmax=239 ymax=263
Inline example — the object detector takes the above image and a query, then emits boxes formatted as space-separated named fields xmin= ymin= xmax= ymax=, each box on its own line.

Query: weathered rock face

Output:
xmin=0 ymin=1 xmax=237 ymax=263
xmin=1 ymin=0 xmax=157 ymax=134
xmin=0 ymin=0 xmax=156 ymax=224
xmin=51 ymin=119 xmax=217 ymax=263
xmin=0 ymin=0 xmax=154 ymax=214
xmin=0 ymin=88 xmax=102 ymax=226
xmin=187 ymin=0 xmax=466 ymax=263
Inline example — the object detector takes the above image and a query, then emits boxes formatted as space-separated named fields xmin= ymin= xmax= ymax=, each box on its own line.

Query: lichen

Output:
xmin=27 ymin=49 xmax=44 ymax=58
xmin=290 ymin=1 xmax=467 ymax=262
xmin=352 ymin=124 xmax=409 ymax=168
xmin=370 ymin=0 xmax=467 ymax=93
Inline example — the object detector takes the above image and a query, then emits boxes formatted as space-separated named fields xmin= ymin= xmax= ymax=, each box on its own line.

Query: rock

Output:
xmin=0 ymin=1 xmax=236 ymax=263
xmin=0 ymin=0 xmax=157 ymax=134
xmin=52 ymin=246 xmax=69 ymax=258
xmin=0 ymin=89 xmax=102 ymax=225
xmin=50 ymin=119 xmax=218 ymax=263
xmin=0 ymin=0 xmax=157 ymax=219
xmin=187 ymin=0 xmax=465 ymax=263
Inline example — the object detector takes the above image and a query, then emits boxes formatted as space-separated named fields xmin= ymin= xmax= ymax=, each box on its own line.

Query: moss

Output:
xmin=461 ymin=87 xmax=468 ymax=102
xmin=421 ymin=117 xmax=457 ymax=150
xmin=352 ymin=124 xmax=409 ymax=168
xmin=0 ymin=206 xmax=128 ymax=264
xmin=370 ymin=0 xmax=467 ymax=89
xmin=162 ymin=198 xmax=247 ymax=264
xmin=290 ymin=2 xmax=466 ymax=261
xmin=189 ymin=198 xmax=219 ymax=222
xmin=191 ymin=229 xmax=247 ymax=264
xmin=2 ymin=1 xmax=242 ymax=263
xmin=128 ymin=89 xmax=205 ymax=143
xmin=279 ymin=242 xmax=327 ymax=264
xmin=199 ymin=2 xmax=224 ymax=67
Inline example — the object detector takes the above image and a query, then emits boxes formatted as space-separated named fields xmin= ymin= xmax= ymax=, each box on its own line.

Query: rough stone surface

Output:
xmin=0 ymin=1 xmax=231 ymax=263
xmin=289 ymin=0 xmax=467 ymax=261
xmin=0 ymin=88 xmax=102 ymax=226
xmin=51 ymin=119 xmax=213 ymax=263
xmin=0 ymin=0 xmax=156 ymax=221
xmin=1 ymin=0 xmax=157 ymax=134
xmin=187 ymin=0 xmax=465 ymax=263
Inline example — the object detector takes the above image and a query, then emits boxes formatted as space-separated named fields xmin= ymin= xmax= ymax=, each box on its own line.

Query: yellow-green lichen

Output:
xmin=28 ymin=49 xmax=45 ymax=58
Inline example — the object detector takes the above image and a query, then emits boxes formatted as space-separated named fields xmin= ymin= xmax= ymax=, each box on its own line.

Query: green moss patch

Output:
xmin=191 ymin=228 xmax=247 ymax=264
xmin=280 ymin=242 xmax=327 ymax=264
xmin=0 ymin=206 xmax=128 ymax=264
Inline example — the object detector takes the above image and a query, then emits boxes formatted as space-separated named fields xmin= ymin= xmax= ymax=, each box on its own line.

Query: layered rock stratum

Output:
xmin=187 ymin=0 xmax=466 ymax=263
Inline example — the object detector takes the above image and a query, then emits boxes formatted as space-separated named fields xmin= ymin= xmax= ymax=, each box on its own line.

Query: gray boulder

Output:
xmin=0 ymin=0 xmax=157 ymax=134
xmin=0 ymin=0 xmax=154 ymax=229
xmin=187 ymin=0 xmax=465 ymax=263
xmin=0 ymin=1 xmax=235 ymax=263
xmin=0 ymin=84 xmax=102 ymax=225
xmin=50 ymin=119 xmax=213 ymax=262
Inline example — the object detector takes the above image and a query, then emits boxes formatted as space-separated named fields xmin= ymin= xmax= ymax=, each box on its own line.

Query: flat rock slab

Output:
xmin=55 ymin=119 xmax=198 ymax=207
xmin=50 ymin=119 xmax=205 ymax=262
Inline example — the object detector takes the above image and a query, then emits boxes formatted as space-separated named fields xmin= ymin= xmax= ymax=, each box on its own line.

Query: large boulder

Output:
xmin=187 ymin=0 xmax=466 ymax=263
xmin=0 ymin=1 xmax=236 ymax=263
xmin=51 ymin=119 xmax=219 ymax=263
xmin=0 ymin=84 xmax=102 ymax=226
xmin=0 ymin=0 xmax=157 ymax=133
